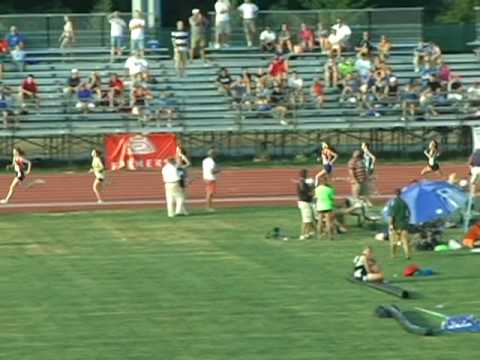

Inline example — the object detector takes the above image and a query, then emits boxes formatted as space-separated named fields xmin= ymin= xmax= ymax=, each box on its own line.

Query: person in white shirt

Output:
xmin=259 ymin=26 xmax=276 ymax=52
xmin=331 ymin=18 xmax=351 ymax=47
xmin=162 ymin=158 xmax=187 ymax=218
xmin=202 ymin=149 xmax=220 ymax=211
xmin=327 ymin=28 xmax=342 ymax=56
xmin=59 ymin=16 xmax=75 ymax=49
xmin=108 ymin=11 xmax=127 ymax=61
xmin=215 ymin=0 xmax=231 ymax=48
xmin=238 ymin=0 xmax=259 ymax=47
xmin=129 ymin=10 xmax=146 ymax=56
xmin=124 ymin=52 xmax=149 ymax=80
xmin=288 ymin=71 xmax=304 ymax=106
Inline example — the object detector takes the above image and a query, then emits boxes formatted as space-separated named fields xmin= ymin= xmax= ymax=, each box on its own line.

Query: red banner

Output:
xmin=105 ymin=133 xmax=177 ymax=170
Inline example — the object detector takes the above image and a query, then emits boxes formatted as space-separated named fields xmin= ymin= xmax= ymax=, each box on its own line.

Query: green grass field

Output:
xmin=0 ymin=207 xmax=478 ymax=359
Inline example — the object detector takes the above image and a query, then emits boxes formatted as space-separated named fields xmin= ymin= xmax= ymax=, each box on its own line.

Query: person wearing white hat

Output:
xmin=189 ymin=8 xmax=208 ymax=61
xmin=63 ymin=68 xmax=82 ymax=97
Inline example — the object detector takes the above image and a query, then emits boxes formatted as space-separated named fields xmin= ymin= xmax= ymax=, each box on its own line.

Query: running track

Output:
xmin=0 ymin=164 xmax=469 ymax=214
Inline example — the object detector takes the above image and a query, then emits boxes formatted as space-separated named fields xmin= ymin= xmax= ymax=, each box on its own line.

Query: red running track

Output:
xmin=0 ymin=164 xmax=469 ymax=214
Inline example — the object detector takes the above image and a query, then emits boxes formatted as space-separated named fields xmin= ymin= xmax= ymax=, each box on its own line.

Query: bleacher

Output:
xmin=1 ymin=43 xmax=480 ymax=138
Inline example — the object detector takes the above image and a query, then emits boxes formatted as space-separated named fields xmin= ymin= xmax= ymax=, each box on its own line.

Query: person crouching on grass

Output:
xmin=388 ymin=188 xmax=412 ymax=259
xmin=296 ymin=169 xmax=315 ymax=240
xmin=353 ymin=246 xmax=384 ymax=282
xmin=315 ymin=175 xmax=336 ymax=240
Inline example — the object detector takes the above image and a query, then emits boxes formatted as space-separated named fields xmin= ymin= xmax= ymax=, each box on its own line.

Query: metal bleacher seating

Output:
xmin=1 ymin=42 xmax=480 ymax=138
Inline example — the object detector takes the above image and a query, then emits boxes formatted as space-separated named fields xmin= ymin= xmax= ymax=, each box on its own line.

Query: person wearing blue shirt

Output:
xmin=76 ymin=83 xmax=96 ymax=112
xmin=5 ymin=26 xmax=25 ymax=49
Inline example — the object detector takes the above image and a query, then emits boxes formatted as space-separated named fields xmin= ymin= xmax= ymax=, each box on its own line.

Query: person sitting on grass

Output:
xmin=76 ymin=83 xmax=96 ymax=112
xmin=18 ymin=74 xmax=40 ymax=111
xmin=353 ymin=246 xmax=384 ymax=282
xmin=315 ymin=175 xmax=336 ymax=240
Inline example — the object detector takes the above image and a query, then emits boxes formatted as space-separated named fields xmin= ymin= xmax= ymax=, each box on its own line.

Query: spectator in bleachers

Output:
xmin=287 ymin=71 xmax=304 ymax=106
xmin=327 ymin=28 xmax=342 ymax=56
xmin=338 ymin=57 xmax=355 ymax=79
xmin=0 ymin=40 xmax=8 ymax=79
xmin=354 ymin=50 xmax=372 ymax=80
xmin=419 ymin=88 xmax=438 ymax=118
xmin=259 ymin=26 xmax=276 ymax=52
xmin=277 ymin=24 xmax=293 ymax=53
xmin=241 ymin=69 xmax=255 ymax=94
xmin=216 ymin=67 xmax=233 ymax=96
xmin=124 ymin=51 xmax=149 ymax=81
xmin=255 ymin=67 xmax=269 ymax=90
xmin=467 ymin=82 xmax=480 ymax=107
xmin=355 ymin=32 xmax=374 ymax=56
xmin=10 ymin=45 xmax=26 ymax=72
xmin=156 ymin=92 xmax=178 ymax=127
xmin=171 ymin=21 xmax=189 ymax=78
xmin=230 ymin=77 xmax=248 ymax=110
xmin=189 ymin=9 xmax=208 ymax=61
xmin=447 ymin=75 xmax=465 ymax=103
xmin=311 ymin=78 xmax=325 ymax=108
xmin=87 ymin=72 xmax=103 ymax=100
xmin=298 ymin=23 xmax=315 ymax=52
xmin=108 ymin=73 xmax=125 ymax=108
xmin=59 ymin=16 xmax=75 ymax=49
xmin=5 ymin=26 xmax=25 ymax=49
xmin=214 ymin=0 xmax=231 ymax=49
xmin=331 ymin=18 xmax=351 ymax=48
xmin=324 ymin=54 xmax=339 ymax=88
xmin=315 ymin=23 xmax=329 ymax=54
xmin=401 ymin=81 xmax=419 ymax=120
xmin=64 ymin=68 xmax=82 ymax=97
xmin=238 ymin=0 xmax=258 ymax=48
xmin=438 ymin=62 xmax=452 ymax=82
xmin=129 ymin=10 xmax=146 ymax=57
xmin=131 ymin=83 xmax=153 ymax=117
xmin=385 ymin=76 xmax=400 ymax=99
xmin=76 ymin=83 xmax=96 ymax=112
xmin=108 ymin=11 xmax=127 ymax=61
xmin=268 ymin=54 xmax=288 ymax=81
xmin=0 ymin=85 xmax=13 ymax=128
xmin=270 ymin=83 xmax=289 ymax=125
xmin=18 ymin=74 xmax=40 ymax=111
xmin=340 ymin=74 xmax=359 ymax=104
xmin=378 ymin=35 xmax=392 ymax=61
xmin=413 ymin=41 xmax=432 ymax=73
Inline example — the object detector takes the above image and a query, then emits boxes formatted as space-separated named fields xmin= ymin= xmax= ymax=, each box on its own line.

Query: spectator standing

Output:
xmin=388 ymin=188 xmax=412 ymax=259
xmin=259 ymin=26 xmax=276 ymax=52
xmin=348 ymin=150 xmax=369 ymax=201
xmin=315 ymin=176 xmax=336 ymax=241
xmin=129 ymin=10 xmax=146 ymax=56
xmin=331 ymin=18 xmax=351 ymax=48
xmin=297 ymin=169 xmax=315 ymax=240
xmin=202 ymin=149 xmax=220 ymax=212
xmin=469 ymin=149 xmax=480 ymax=195
xmin=189 ymin=9 xmax=208 ymax=61
xmin=215 ymin=0 xmax=231 ymax=49
xmin=108 ymin=11 xmax=127 ymax=61
xmin=171 ymin=21 xmax=189 ymax=78
xmin=59 ymin=16 xmax=75 ymax=49
xmin=18 ymin=74 xmax=40 ymax=111
xmin=10 ymin=45 xmax=26 ymax=72
xmin=238 ymin=0 xmax=259 ymax=48
xmin=162 ymin=158 xmax=186 ymax=218
xmin=5 ymin=26 xmax=25 ymax=49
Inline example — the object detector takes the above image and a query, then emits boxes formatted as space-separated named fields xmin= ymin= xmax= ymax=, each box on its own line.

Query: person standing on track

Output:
xmin=469 ymin=148 xmax=480 ymax=195
xmin=315 ymin=142 xmax=338 ymax=183
xmin=1 ymin=147 xmax=31 ymax=204
xmin=361 ymin=142 xmax=376 ymax=204
xmin=348 ymin=150 xmax=370 ymax=202
xmin=90 ymin=149 xmax=106 ymax=204
xmin=202 ymin=149 xmax=220 ymax=212
xmin=162 ymin=157 xmax=186 ymax=218
xmin=176 ymin=145 xmax=191 ymax=215
xmin=421 ymin=139 xmax=443 ymax=177
xmin=296 ymin=169 xmax=315 ymax=240
xmin=388 ymin=188 xmax=412 ymax=259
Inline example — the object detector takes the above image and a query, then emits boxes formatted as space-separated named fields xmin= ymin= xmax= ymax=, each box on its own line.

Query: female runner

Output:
xmin=315 ymin=142 xmax=338 ymax=183
xmin=1 ymin=147 xmax=31 ymax=204
xmin=421 ymin=139 xmax=443 ymax=176
xmin=90 ymin=149 xmax=105 ymax=203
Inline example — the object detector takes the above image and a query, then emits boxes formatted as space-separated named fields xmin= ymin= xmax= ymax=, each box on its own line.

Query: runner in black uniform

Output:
xmin=421 ymin=139 xmax=443 ymax=176
xmin=1 ymin=147 xmax=31 ymax=204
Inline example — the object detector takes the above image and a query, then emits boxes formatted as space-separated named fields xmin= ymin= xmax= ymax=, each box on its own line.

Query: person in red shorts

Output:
xmin=19 ymin=74 xmax=40 ymax=110
xmin=202 ymin=149 xmax=220 ymax=212
xmin=268 ymin=54 xmax=288 ymax=81
xmin=298 ymin=23 xmax=314 ymax=51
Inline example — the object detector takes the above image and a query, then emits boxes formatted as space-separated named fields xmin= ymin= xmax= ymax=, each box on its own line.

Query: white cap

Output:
xmin=71 ymin=68 xmax=79 ymax=73
xmin=192 ymin=8 xmax=200 ymax=14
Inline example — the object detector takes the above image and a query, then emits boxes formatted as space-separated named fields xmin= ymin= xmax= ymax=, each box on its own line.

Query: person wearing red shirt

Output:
xmin=19 ymin=74 xmax=40 ymax=110
xmin=311 ymin=79 xmax=325 ymax=107
xmin=108 ymin=73 xmax=125 ymax=108
xmin=299 ymin=23 xmax=314 ymax=51
xmin=268 ymin=55 xmax=289 ymax=81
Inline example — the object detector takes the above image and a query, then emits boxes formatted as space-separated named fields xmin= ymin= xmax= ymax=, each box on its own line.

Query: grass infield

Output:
xmin=0 ymin=206 xmax=478 ymax=359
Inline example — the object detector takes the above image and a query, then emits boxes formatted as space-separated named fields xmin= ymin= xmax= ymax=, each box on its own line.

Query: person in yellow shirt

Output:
xmin=315 ymin=175 xmax=336 ymax=240
xmin=90 ymin=149 xmax=105 ymax=203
